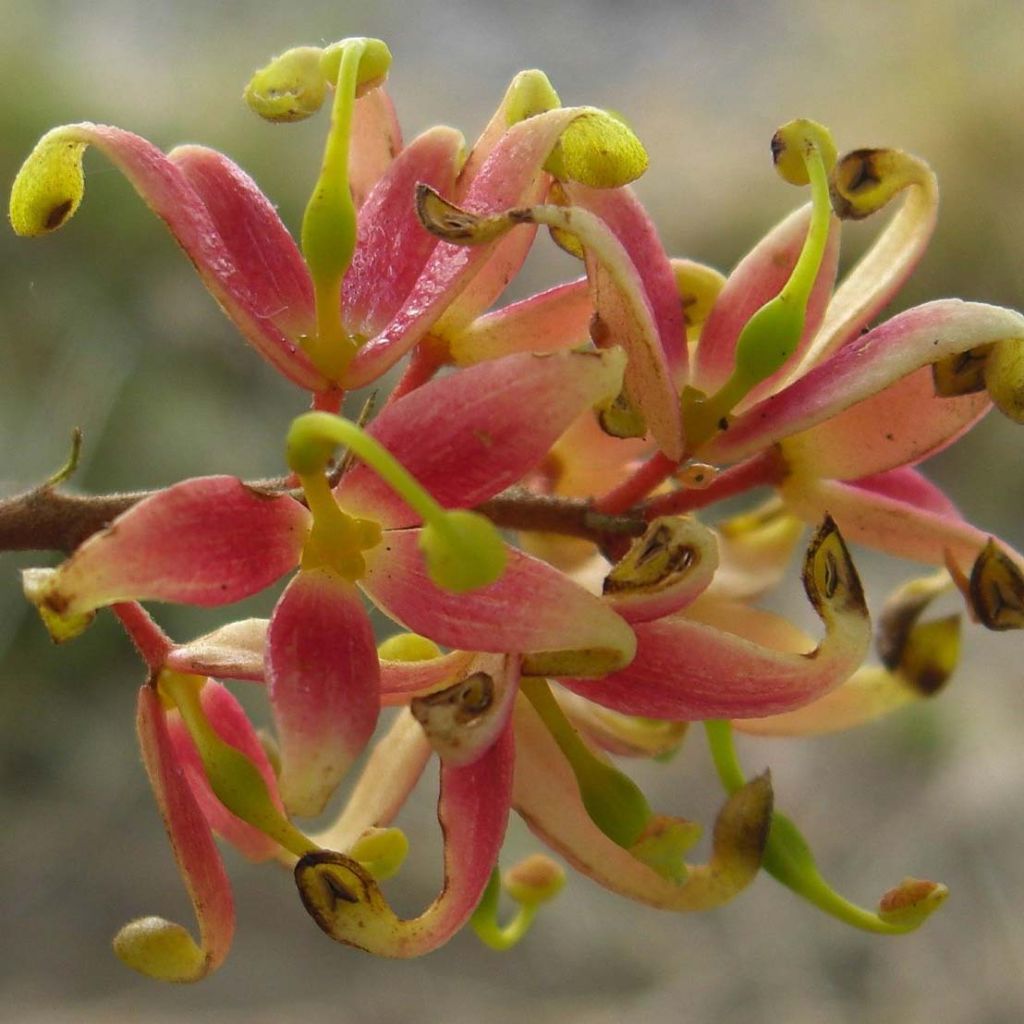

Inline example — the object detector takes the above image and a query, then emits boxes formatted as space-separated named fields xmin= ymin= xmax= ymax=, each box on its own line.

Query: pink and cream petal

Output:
xmin=166 ymin=618 xmax=269 ymax=682
xmin=113 ymin=687 xmax=234 ymax=983
xmin=267 ymin=568 xmax=381 ymax=817
xmin=513 ymin=697 xmax=771 ymax=910
xmin=791 ymin=156 xmax=939 ymax=375
xmin=780 ymin=471 xmax=1024 ymax=577
xmin=707 ymin=300 xmax=1024 ymax=466
xmin=782 ymin=366 xmax=990 ymax=481
xmin=349 ymin=86 xmax=401 ymax=209
xmin=447 ymin=277 xmax=592 ymax=365
xmin=168 ymin=145 xmax=314 ymax=341
xmin=555 ymin=687 xmax=688 ymax=759
xmin=342 ymin=126 xmax=463 ymax=338
xmin=294 ymin=717 xmax=514 ymax=956
xmin=362 ymin=530 xmax=636 ymax=676
xmin=341 ymin=107 xmax=618 ymax=387
xmin=566 ymin=182 xmax=687 ymax=382
xmin=165 ymin=681 xmax=283 ymax=862
xmin=563 ymin=519 xmax=869 ymax=719
xmin=692 ymin=205 xmax=839 ymax=397
xmin=311 ymin=710 xmax=432 ymax=853
xmin=336 ymin=348 xmax=625 ymax=527
xmin=527 ymin=202 xmax=683 ymax=459
xmin=38 ymin=478 xmax=308 ymax=617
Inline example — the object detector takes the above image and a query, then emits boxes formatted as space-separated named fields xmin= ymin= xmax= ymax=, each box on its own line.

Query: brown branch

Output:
xmin=0 ymin=480 xmax=652 ymax=557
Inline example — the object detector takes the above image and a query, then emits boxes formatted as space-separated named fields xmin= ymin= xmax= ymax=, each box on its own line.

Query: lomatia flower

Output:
xmin=7 ymin=34 xmax=1024 ymax=985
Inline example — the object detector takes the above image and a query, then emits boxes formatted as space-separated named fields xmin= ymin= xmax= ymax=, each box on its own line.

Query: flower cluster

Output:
xmin=8 ymin=36 xmax=1024 ymax=982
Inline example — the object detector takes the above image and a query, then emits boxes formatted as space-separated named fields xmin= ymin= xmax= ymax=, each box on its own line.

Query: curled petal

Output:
xmin=411 ymin=654 xmax=520 ymax=766
xmin=780 ymin=470 xmax=1023 ymax=578
xmin=11 ymin=124 xmax=325 ymax=389
xmin=706 ymin=300 xmax=1024 ymax=466
xmin=362 ymin=530 xmax=636 ymax=676
xmin=692 ymin=204 xmax=839 ymax=396
xmin=783 ymin=365 xmax=990 ymax=481
xmin=348 ymin=86 xmax=401 ymax=208
xmin=793 ymin=146 xmax=938 ymax=372
xmin=342 ymin=126 xmax=463 ymax=338
xmin=166 ymin=618 xmax=268 ymax=681
xmin=267 ymin=569 xmax=380 ymax=817
xmin=114 ymin=687 xmax=234 ymax=982
xmin=514 ymin=697 xmax=771 ymax=910
xmin=566 ymin=518 xmax=869 ymax=719
xmin=32 ymin=478 xmax=308 ymax=618
xmin=380 ymin=647 xmax=477 ymax=704
xmin=294 ymin=718 xmax=514 ymax=956
xmin=166 ymin=681 xmax=284 ymax=861
xmin=312 ymin=710 xmax=431 ymax=853
xmin=602 ymin=516 xmax=719 ymax=622
xmin=337 ymin=348 xmax=625 ymax=527
xmin=448 ymin=277 xmax=592 ymax=365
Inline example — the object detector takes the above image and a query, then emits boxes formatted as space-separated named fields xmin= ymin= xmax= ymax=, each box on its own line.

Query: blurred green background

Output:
xmin=2 ymin=1 xmax=1024 ymax=1021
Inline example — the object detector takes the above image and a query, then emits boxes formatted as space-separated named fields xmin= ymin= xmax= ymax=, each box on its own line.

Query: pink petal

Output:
xmin=312 ymin=709 xmax=431 ymax=852
xmin=781 ymin=471 xmax=1023 ymax=577
xmin=50 ymin=124 xmax=324 ymax=389
xmin=349 ymin=86 xmax=402 ymax=209
xmin=692 ymin=205 xmax=839 ymax=397
xmin=564 ymin=520 xmax=870 ymax=718
xmin=448 ymin=277 xmax=592 ymax=365
xmin=42 ymin=478 xmax=308 ymax=616
xmin=166 ymin=618 xmax=269 ymax=682
xmin=169 ymin=145 xmax=314 ymax=341
xmin=341 ymin=107 xmax=594 ymax=388
xmin=267 ymin=568 xmax=381 ymax=817
xmin=514 ymin=697 xmax=770 ymax=910
xmin=706 ymin=299 xmax=1024 ymax=465
xmin=115 ymin=686 xmax=234 ymax=982
xmin=852 ymin=466 xmax=961 ymax=519
xmin=342 ymin=126 xmax=463 ymax=338
xmin=361 ymin=530 xmax=636 ymax=675
xmin=336 ymin=348 xmax=625 ymax=527
xmin=166 ymin=681 xmax=284 ymax=862
xmin=380 ymin=648 xmax=477 ymax=704
xmin=567 ymin=182 xmax=687 ymax=384
xmin=294 ymin=716 xmax=514 ymax=956
xmin=782 ymin=366 xmax=990 ymax=481
xmin=526 ymin=202 xmax=683 ymax=459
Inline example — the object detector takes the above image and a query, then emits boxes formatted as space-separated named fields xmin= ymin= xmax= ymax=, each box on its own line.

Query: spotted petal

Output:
xmin=563 ymin=519 xmax=869 ymax=718
xmin=294 ymin=717 xmax=513 ymax=956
